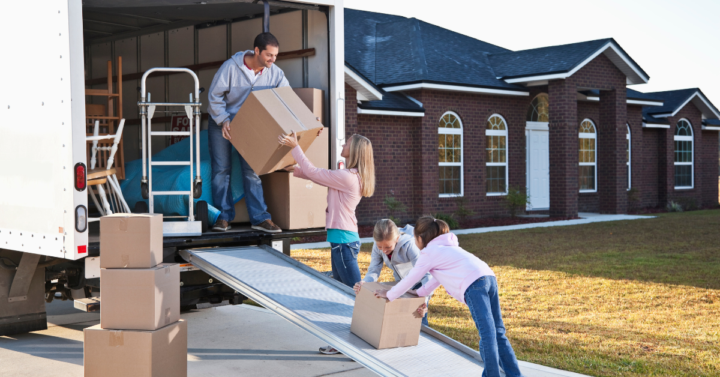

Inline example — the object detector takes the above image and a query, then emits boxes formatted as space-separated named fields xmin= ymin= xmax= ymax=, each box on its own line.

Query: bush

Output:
xmin=453 ymin=197 xmax=475 ymax=224
xmin=666 ymin=201 xmax=683 ymax=212
xmin=676 ymin=197 xmax=698 ymax=211
xmin=383 ymin=191 xmax=407 ymax=224
xmin=433 ymin=213 xmax=459 ymax=230
xmin=505 ymin=187 xmax=530 ymax=218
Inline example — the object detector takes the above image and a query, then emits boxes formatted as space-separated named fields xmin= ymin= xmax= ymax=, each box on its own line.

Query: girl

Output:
xmin=278 ymin=131 xmax=375 ymax=356
xmin=353 ymin=219 xmax=432 ymax=326
xmin=374 ymin=216 xmax=524 ymax=377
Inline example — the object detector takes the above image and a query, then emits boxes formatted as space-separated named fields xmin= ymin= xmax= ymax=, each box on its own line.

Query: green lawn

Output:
xmin=293 ymin=210 xmax=720 ymax=377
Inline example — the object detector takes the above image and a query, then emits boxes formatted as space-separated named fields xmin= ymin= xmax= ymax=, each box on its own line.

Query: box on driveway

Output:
xmin=100 ymin=213 xmax=163 ymax=269
xmin=350 ymin=282 xmax=426 ymax=349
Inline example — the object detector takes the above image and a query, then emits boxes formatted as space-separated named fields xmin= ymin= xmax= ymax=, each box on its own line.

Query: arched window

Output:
xmin=579 ymin=119 xmax=597 ymax=192
xmin=674 ymin=119 xmax=694 ymax=189
xmin=438 ymin=112 xmax=463 ymax=196
xmin=627 ymin=124 xmax=631 ymax=190
xmin=486 ymin=115 xmax=508 ymax=194
xmin=527 ymin=94 xmax=549 ymax=122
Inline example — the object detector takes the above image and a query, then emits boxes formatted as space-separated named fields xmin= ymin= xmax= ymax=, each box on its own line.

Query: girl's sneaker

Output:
xmin=319 ymin=345 xmax=340 ymax=355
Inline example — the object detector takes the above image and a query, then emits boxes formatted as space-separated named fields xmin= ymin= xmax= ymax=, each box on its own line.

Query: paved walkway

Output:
xmin=291 ymin=212 xmax=655 ymax=250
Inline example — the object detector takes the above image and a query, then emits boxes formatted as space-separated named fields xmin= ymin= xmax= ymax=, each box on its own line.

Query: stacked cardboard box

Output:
xmin=84 ymin=214 xmax=187 ymax=377
xmin=351 ymin=282 xmax=426 ymax=349
xmin=232 ymin=88 xmax=329 ymax=230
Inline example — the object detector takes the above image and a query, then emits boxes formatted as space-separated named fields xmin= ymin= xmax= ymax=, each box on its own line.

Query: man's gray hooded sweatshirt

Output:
xmin=363 ymin=225 xmax=432 ymax=291
xmin=208 ymin=50 xmax=290 ymax=125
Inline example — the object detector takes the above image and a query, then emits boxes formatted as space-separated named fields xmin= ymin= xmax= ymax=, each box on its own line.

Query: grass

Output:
xmin=292 ymin=210 xmax=720 ymax=377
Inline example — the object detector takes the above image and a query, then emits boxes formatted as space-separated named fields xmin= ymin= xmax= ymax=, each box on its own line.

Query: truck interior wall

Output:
xmin=84 ymin=9 xmax=329 ymax=166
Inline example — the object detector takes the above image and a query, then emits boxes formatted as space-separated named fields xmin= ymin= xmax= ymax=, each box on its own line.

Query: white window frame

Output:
xmin=579 ymin=119 xmax=598 ymax=193
xmin=627 ymin=124 xmax=631 ymax=190
xmin=674 ymin=118 xmax=694 ymax=190
xmin=439 ymin=111 xmax=464 ymax=197
xmin=486 ymin=114 xmax=509 ymax=196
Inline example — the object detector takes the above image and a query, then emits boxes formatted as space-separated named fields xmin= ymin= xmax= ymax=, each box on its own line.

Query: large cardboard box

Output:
xmin=260 ymin=172 xmax=327 ymax=230
xmin=84 ymin=320 xmax=187 ymax=377
xmin=100 ymin=213 xmax=163 ymax=269
xmin=350 ymin=282 xmax=426 ymax=349
xmin=100 ymin=264 xmax=180 ymax=331
xmin=229 ymin=87 xmax=323 ymax=175
xmin=292 ymin=88 xmax=324 ymax=125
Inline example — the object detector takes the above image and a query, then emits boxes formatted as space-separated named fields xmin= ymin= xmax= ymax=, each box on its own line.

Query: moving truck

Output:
xmin=0 ymin=0 xmax=346 ymax=335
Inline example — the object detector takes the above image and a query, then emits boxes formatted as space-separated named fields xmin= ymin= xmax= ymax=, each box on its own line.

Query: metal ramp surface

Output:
xmin=180 ymin=245 xmax=485 ymax=377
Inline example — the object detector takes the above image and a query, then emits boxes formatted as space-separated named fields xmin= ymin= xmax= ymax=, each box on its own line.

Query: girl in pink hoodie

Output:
xmin=374 ymin=216 xmax=524 ymax=377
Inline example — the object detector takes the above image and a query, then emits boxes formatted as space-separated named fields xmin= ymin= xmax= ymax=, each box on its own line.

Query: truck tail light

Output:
xmin=75 ymin=163 xmax=86 ymax=191
xmin=75 ymin=205 xmax=87 ymax=232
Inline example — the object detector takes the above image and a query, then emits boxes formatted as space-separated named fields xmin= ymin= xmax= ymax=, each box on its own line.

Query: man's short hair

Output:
xmin=254 ymin=32 xmax=280 ymax=53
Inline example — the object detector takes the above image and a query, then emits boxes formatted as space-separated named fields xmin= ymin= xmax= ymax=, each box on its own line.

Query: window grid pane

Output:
xmin=486 ymin=166 xmax=506 ymax=193
xmin=675 ymin=165 xmax=692 ymax=187
xmin=579 ymin=166 xmax=595 ymax=191
xmin=579 ymin=138 xmax=596 ymax=163
xmin=439 ymin=166 xmax=461 ymax=195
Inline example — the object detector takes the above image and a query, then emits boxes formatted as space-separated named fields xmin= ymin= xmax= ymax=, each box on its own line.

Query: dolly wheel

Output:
xmin=196 ymin=201 xmax=209 ymax=233
xmin=134 ymin=201 xmax=149 ymax=214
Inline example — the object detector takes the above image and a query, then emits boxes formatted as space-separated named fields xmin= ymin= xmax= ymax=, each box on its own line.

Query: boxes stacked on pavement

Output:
xmin=231 ymin=88 xmax=329 ymax=230
xmin=84 ymin=214 xmax=187 ymax=377
xmin=351 ymin=282 xmax=426 ymax=349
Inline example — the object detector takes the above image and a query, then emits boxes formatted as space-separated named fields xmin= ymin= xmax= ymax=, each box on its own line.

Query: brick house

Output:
xmin=342 ymin=9 xmax=720 ymax=224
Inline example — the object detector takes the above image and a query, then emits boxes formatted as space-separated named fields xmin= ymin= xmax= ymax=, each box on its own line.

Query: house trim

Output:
xmin=356 ymin=108 xmax=425 ymax=117
xmin=383 ymin=82 xmax=529 ymax=96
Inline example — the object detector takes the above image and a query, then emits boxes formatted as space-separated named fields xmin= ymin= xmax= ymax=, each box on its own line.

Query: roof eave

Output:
xmin=382 ymin=81 xmax=529 ymax=96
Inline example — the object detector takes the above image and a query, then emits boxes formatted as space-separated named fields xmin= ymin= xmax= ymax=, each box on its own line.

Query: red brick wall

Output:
xmin=660 ymin=103 xmax=703 ymax=207
xmin=701 ymin=131 xmax=720 ymax=207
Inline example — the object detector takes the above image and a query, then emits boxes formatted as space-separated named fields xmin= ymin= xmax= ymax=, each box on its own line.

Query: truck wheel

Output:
xmin=196 ymin=201 xmax=209 ymax=233
xmin=134 ymin=201 xmax=149 ymax=213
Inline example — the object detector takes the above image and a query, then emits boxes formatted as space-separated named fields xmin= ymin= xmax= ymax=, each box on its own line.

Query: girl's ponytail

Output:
xmin=414 ymin=216 xmax=450 ymax=249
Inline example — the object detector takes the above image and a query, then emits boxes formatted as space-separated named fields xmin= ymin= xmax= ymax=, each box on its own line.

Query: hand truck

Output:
xmin=137 ymin=68 xmax=208 ymax=236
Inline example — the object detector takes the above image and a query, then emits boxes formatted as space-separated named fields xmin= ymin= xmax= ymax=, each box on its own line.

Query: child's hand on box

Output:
xmin=413 ymin=303 xmax=428 ymax=319
xmin=353 ymin=281 xmax=365 ymax=294
xmin=374 ymin=289 xmax=389 ymax=299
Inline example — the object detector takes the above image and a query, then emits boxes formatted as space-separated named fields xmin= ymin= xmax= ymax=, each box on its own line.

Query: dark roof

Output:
xmin=358 ymin=91 xmax=424 ymax=113
xmin=490 ymin=39 xmax=604 ymax=79
xmin=626 ymin=88 xmax=664 ymax=102
xmin=642 ymin=89 xmax=699 ymax=116
xmin=642 ymin=113 xmax=670 ymax=125
xmin=703 ymin=119 xmax=720 ymax=126
xmin=345 ymin=8 xmax=523 ymax=91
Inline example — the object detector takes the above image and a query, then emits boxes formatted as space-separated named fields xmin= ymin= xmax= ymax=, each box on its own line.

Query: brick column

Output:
xmin=598 ymin=88 xmax=628 ymax=213
xmin=657 ymin=126 xmax=674 ymax=205
xmin=548 ymin=79 xmax=579 ymax=217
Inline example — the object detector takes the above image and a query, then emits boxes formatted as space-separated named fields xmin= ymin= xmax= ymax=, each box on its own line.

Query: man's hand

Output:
xmin=374 ymin=289 xmax=389 ymax=299
xmin=353 ymin=281 xmax=365 ymax=294
xmin=281 ymin=164 xmax=296 ymax=172
xmin=278 ymin=131 xmax=300 ymax=148
xmin=222 ymin=120 xmax=232 ymax=140
xmin=413 ymin=303 xmax=428 ymax=319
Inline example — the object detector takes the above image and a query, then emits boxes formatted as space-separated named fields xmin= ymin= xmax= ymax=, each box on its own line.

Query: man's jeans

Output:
xmin=329 ymin=242 xmax=362 ymax=288
xmin=464 ymin=276 xmax=524 ymax=377
xmin=208 ymin=118 xmax=271 ymax=225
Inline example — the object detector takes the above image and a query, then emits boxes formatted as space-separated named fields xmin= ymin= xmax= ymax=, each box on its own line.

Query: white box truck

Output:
xmin=0 ymin=0 xmax=346 ymax=335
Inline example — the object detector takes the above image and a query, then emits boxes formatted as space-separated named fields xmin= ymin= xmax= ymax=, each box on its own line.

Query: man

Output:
xmin=207 ymin=32 xmax=287 ymax=233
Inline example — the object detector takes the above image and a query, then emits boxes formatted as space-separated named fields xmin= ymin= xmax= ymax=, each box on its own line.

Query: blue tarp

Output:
xmin=120 ymin=130 xmax=244 ymax=225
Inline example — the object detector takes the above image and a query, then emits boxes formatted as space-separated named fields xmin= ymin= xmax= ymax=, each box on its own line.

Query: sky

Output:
xmin=344 ymin=0 xmax=720 ymax=109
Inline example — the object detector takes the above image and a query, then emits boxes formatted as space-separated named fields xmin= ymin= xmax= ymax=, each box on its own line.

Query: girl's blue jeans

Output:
xmin=329 ymin=241 xmax=362 ymax=288
xmin=464 ymin=276 xmax=524 ymax=377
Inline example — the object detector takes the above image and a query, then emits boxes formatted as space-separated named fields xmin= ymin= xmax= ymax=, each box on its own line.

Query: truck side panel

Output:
xmin=0 ymin=0 xmax=88 ymax=259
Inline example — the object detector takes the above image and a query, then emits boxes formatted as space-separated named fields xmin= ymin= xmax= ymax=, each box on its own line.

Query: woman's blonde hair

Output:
xmin=373 ymin=219 xmax=400 ymax=242
xmin=346 ymin=134 xmax=375 ymax=197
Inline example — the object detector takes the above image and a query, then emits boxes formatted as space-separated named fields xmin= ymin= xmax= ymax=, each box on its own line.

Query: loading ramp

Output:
xmin=179 ymin=245 xmax=485 ymax=376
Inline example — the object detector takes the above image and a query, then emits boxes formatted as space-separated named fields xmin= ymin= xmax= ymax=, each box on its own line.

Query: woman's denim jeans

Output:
xmin=329 ymin=241 xmax=362 ymax=288
xmin=465 ymin=276 xmax=524 ymax=377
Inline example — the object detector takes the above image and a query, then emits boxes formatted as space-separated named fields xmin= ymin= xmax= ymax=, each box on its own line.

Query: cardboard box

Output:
xmin=293 ymin=88 xmax=328 ymax=169
xmin=232 ymin=198 xmax=251 ymax=224
xmin=100 ymin=214 xmax=163 ymax=269
xmin=229 ymin=87 xmax=323 ymax=175
xmin=84 ymin=320 xmax=187 ymax=377
xmin=350 ymin=282 xmax=426 ymax=349
xmin=100 ymin=264 xmax=180 ymax=331
xmin=292 ymin=88 xmax=324 ymax=125
xmin=260 ymin=172 xmax=327 ymax=230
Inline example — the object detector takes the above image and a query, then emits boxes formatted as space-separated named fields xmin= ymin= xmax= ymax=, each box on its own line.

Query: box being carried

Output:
xmin=100 ymin=213 xmax=163 ymax=269
xmin=350 ymin=282 xmax=426 ymax=349
xmin=100 ymin=264 xmax=180 ymax=331
xmin=229 ymin=87 xmax=323 ymax=175
xmin=84 ymin=320 xmax=187 ymax=377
